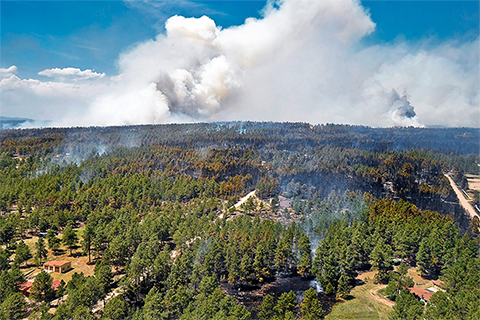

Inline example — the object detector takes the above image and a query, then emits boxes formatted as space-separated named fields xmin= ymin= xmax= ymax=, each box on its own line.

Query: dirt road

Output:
xmin=217 ymin=190 xmax=256 ymax=220
xmin=444 ymin=174 xmax=479 ymax=220
xmin=234 ymin=190 xmax=256 ymax=208
xmin=369 ymin=286 xmax=395 ymax=308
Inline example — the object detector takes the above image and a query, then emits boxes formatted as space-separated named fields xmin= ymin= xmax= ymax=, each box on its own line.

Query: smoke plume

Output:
xmin=1 ymin=0 xmax=478 ymax=127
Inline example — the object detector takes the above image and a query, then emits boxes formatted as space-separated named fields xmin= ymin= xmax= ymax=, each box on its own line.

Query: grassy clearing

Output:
xmin=326 ymin=271 xmax=392 ymax=320
xmin=326 ymin=283 xmax=392 ymax=320
xmin=326 ymin=266 xmax=437 ymax=320
xmin=18 ymin=226 xmax=95 ymax=283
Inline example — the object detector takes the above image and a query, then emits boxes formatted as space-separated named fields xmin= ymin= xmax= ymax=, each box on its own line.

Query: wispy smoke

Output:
xmin=1 ymin=0 xmax=478 ymax=127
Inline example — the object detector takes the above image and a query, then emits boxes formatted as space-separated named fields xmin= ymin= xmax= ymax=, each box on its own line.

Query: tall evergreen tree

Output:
xmin=31 ymin=270 xmax=54 ymax=302
xmin=0 ymin=292 xmax=27 ymax=320
xmin=34 ymin=237 xmax=48 ymax=265
xmin=390 ymin=289 xmax=424 ymax=320
xmin=258 ymin=294 xmax=275 ymax=320
xmin=102 ymin=295 xmax=131 ymax=320
xmin=274 ymin=291 xmax=297 ymax=319
xmin=297 ymin=234 xmax=312 ymax=277
xmin=62 ymin=222 xmax=78 ymax=256
xmin=301 ymin=288 xmax=324 ymax=320
xmin=370 ymin=237 xmax=393 ymax=283
xmin=14 ymin=240 xmax=31 ymax=267
xmin=81 ymin=224 xmax=94 ymax=264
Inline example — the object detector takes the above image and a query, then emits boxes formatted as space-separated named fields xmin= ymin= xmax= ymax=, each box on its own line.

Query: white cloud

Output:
xmin=38 ymin=67 xmax=105 ymax=81
xmin=0 ymin=65 xmax=18 ymax=76
xmin=0 ymin=66 xmax=109 ymax=123
xmin=1 ymin=0 xmax=478 ymax=128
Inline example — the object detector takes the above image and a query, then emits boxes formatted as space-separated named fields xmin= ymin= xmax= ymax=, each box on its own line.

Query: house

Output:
xmin=409 ymin=286 xmax=434 ymax=303
xmin=432 ymin=280 xmax=444 ymax=289
xmin=19 ymin=280 xmax=61 ymax=297
xmin=43 ymin=260 xmax=71 ymax=273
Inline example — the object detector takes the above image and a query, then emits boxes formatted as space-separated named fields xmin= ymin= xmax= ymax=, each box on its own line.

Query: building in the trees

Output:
xmin=19 ymin=280 xmax=61 ymax=297
xmin=43 ymin=260 xmax=71 ymax=273
xmin=409 ymin=286 xmax=434 ymax=303
xmin=432 ymin=280 xmax=444 ymax=289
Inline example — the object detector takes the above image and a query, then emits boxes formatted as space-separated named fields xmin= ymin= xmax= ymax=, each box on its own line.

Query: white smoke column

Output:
xmin=58 ymin=0 xmax=479 ymax=127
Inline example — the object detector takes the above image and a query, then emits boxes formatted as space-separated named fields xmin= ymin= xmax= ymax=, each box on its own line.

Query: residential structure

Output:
xmin=43 ymin=260 xmax=71 ymax=273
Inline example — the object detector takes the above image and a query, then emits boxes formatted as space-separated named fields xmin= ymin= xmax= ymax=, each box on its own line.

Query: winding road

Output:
xmin=369 ymin=286 xmax=395 ymax=308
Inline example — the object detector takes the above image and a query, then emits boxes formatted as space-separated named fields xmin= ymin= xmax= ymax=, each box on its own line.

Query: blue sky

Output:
xmin=1 ymin=0 xmax=479 ymax=128
xmin=2 ymin=1 xmax=478 ymax=79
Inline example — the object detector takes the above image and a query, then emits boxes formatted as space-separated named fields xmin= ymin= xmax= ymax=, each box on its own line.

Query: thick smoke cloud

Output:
xmin=1 ymin=0 xmax=478 ymax=127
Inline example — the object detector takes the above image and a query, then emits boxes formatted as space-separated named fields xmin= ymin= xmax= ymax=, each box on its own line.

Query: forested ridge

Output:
xmin=0 ymin=122 xmax=479 ymax=320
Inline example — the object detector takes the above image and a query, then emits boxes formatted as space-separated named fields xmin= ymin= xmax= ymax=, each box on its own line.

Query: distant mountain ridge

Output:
xmin=0 ymin=116 xmax=33 ymax=129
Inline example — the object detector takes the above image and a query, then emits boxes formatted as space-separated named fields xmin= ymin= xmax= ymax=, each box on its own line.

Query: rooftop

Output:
xmin=19 ymin=280 xmax=61 ymax=293
xmin=44 ymin=260 xmax=71 ymax=267
xmin=409 ymin=286 xmax=434 ymax=302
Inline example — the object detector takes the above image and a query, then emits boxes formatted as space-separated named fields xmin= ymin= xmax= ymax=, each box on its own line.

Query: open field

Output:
xmin=18 ymin=226 xmax=95 ymax=283
xmin=325 ymin=271 xmax=392 ymax=320
xmin=325 ymin=265 xmax=438 ymax=320
xmin=466 ymin=175 xmax=480 ymax=191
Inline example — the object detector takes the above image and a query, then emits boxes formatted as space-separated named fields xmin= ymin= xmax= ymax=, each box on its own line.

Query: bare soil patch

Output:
xmin=468 ymin=178 xmax=480 ymax=191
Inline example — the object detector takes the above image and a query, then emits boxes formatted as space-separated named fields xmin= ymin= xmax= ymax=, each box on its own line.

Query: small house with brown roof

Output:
xmin=43 ymin=260 xmax=71 ymax=273
xmin=19 ymin=280 xmax=61 ymax=297
xmin=409 ymin=286 xmax=434 ymax=303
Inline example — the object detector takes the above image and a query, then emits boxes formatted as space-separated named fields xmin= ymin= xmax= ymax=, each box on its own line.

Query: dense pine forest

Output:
xmin=0 ymin=122 xmax=479 ymax=320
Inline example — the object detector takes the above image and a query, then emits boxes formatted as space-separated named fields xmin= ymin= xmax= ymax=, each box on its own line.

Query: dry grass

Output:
xmin=466 ymin=174 xmax=480 ymax=191
xmin=18 ymin=226 xmax=95 ymax=283
xmin=326 ymin=271 xmax=393 ymax=320
xmin=326 ymin=266 xmax=438 ymax=320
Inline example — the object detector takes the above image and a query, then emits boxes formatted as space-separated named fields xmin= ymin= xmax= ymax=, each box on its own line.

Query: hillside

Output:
xmin=0 ymin=122 xmax=479 ymax=319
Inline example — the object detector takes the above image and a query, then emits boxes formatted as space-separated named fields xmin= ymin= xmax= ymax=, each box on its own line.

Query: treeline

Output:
xmin=2 ymin=122 xmax=478 ymax=219
xmin=2 ymin=122 xmax=479 ymax=156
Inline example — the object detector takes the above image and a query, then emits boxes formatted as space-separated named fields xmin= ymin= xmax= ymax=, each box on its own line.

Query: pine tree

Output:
xmin=258 ymin=294 xmax=275 ymax=320
xmin=94 ymin=264 xmax=113 ymax=298
xmin=102 ymin=295 xmax=131 ymax=320
xmin=240 ymin=253 xmax=252 ymax=282
xmin=337 ymin=274 xmax=350 ymax=299
xmin=390 ymin=289 xmax=424 ymax=320
xmin=46 ymin=230 xmax=61 ymax=252
xmin=228 ymin=253 xmax=240 ymax=285
xmin=14 ymin=240 xmax=31 ymax=267
xmin=81 ymin=224 xmax=94 ymax=264
xmin=370 ymin=237 xmax=393 ymax=283
xmin=297 ymin=234 xmax=312 ymax=277
xmin=0 ymin=292 xmax=27 ymax=320
xmin=274 ymin=291 xmax=297 ymax=319
xmin=62 ymin=222 xmax=78 ymax=256
xmin=142 ymin=287 xmax=167 ymax=320
xmin=301 ymin=288 xmax=324 ymax=320
xmin=31 ymin=270 xmax=54 ymax=302
xmin=34 ymin=237 xmax=48 ymax=265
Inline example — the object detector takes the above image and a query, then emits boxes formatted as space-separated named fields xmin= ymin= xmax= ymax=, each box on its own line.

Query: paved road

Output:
xmin=444 ymin=174 xmax=479 ymax=220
